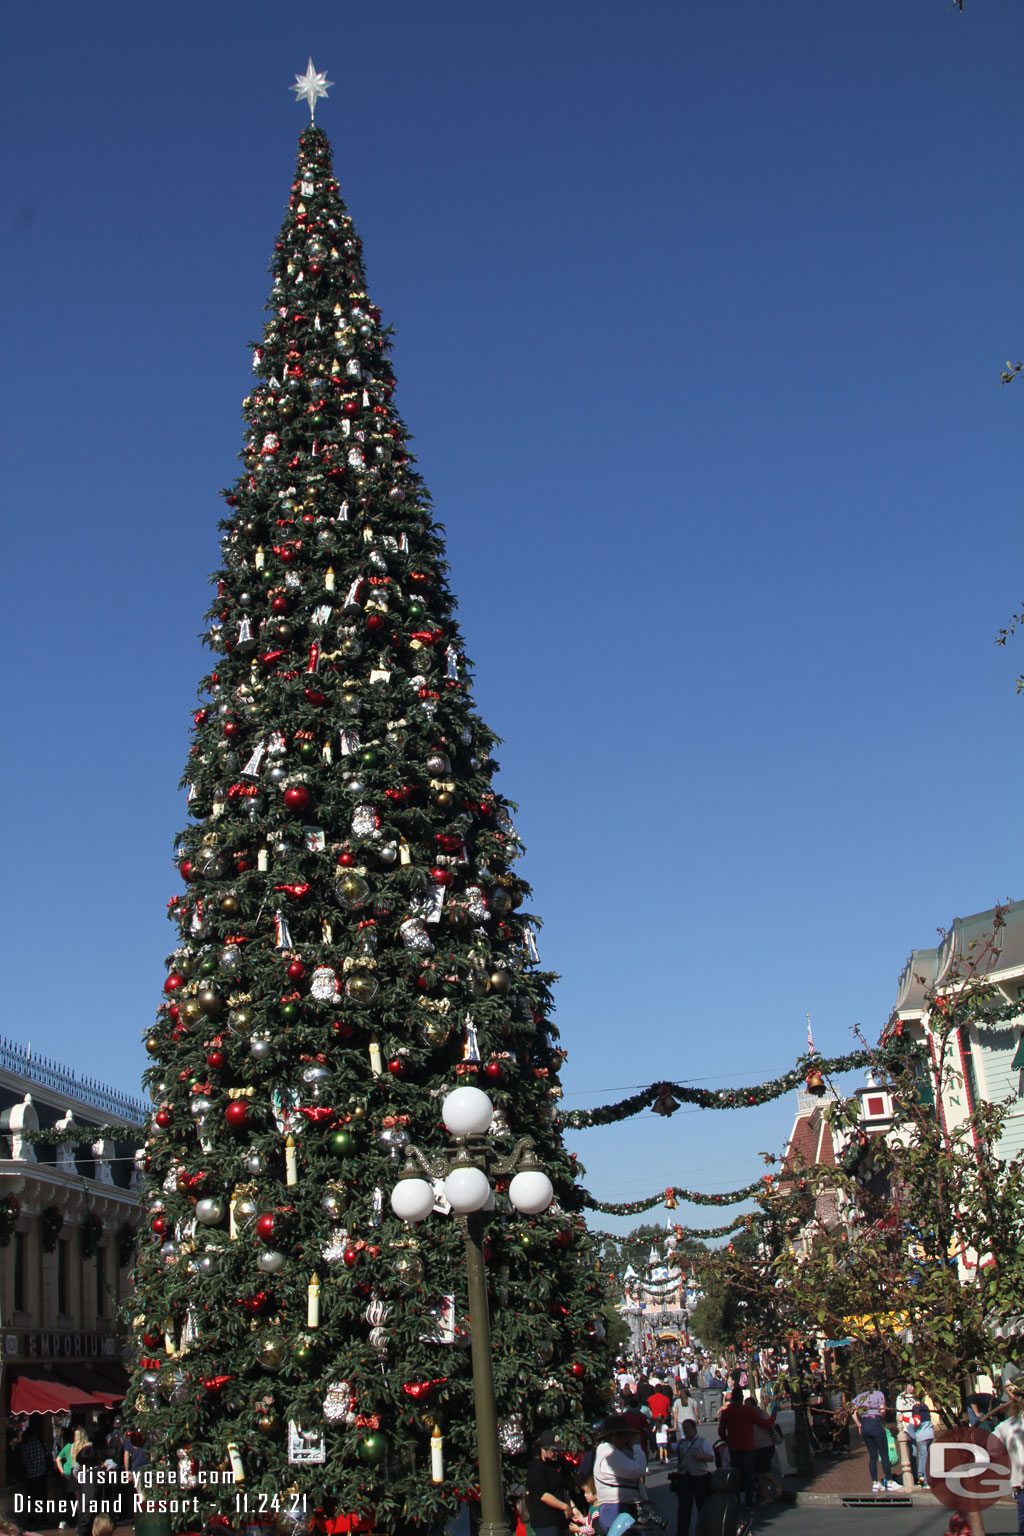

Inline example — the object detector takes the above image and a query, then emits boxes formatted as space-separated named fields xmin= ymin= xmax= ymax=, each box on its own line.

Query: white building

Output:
xmin=0 ymin=1036 xmax=146 ymax=1497
xmin=888 ymin=898 xmax=1024 ymax=1160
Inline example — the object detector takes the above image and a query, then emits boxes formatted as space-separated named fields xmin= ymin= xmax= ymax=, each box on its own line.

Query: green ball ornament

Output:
xmin=407 ymin=600 xmax=425 ymax=619
xmin=297 ymin=740 xmax=319 ymax=764
xmin=280 ymin=1001 xmax=301 ymax=1024
xmin=358 ymin=1433 xmax=388 ymax=1465
xmin=360 ymin=749 xmax=379 ymax=769
xmin=294 ymin=1338 xmax=316 ymax=1366
xmin=330 ymin=1130 xmax=356 ymax=1158
xmin=199 ymin=955 xmax=218 ymax=976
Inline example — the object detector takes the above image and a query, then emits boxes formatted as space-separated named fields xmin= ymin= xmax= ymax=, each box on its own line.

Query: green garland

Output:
xmin=559 ymin=1039 xmax=923 ymax=1129
xmin=592 ymin=1211 xmax=755 ymax=1246
xmin=581 ymin=1179 xmax=767 ymax=1215
xmin=0 ymin=1194 xmax=19 ymax=1247
xmin=19 ymin=1119 xmax=145 ymax=1146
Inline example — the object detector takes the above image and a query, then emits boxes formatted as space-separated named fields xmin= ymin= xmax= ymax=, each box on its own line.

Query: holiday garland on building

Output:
xmin=126 ymin=113 xmax=610 ymax=1528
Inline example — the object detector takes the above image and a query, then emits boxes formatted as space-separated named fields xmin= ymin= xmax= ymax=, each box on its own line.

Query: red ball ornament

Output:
xmin=337 ymin=851 xmax=355 ymax=867
xmin=206 ymin=1050 xmax=226 ymax=1072
xmin=222 ymin=720 xmax=240 ymax=739
xmin=287 ymin=960 xmax=307 ymax=982
xmin=234 ymin=855 xmax=251 ymax=873
xmin=343 ymin=400 xmax=359 ymax=417
xmin=554 ymin=1229 xmax=575 ymax=1249
xmin=570 ymin=1362 xmax=586 ymax=1379
xmin=279 ymin=546 xmax=297 ymax=564
xmin=141 ymin=1331 xmax=162 ymax=1349
xmin=283 ymin=785 xmax=312 ymax=813
xmin=386 ymin=1058 xmax=406 ymax=1079
xmin=163 ymin=973 xmax=185 ymax=995
xmin=484 ymin=1061 xmax=504 ymax=1084
xmin=255 ymin=1213 xmax=277 ymax=1242
xmin=154 ymin=1108 xmax=173 ymax=1128
xmin=271 ymin=595 xmax=289 ymax=614
xmin=151 ymin=1217 xmax=166 ymax=1236
xmin=342 ymin=1245 xmax=360 ymax=1268
xmin=366 ymin=614 xmax=386 ymax=633
xmin=429 ymin=867 xmax=454 ymax=887
xmin=179 ymin=860 xmax=193 ymax=883
xmin=224 ymin=1101 xmax=251 ymax=1131
xmin=304 ymin=689 xmax=327 ymax=705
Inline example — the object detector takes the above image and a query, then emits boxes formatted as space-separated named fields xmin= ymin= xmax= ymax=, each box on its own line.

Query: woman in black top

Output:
xmin=526 ymin=1430 xmax=579 ymax=1536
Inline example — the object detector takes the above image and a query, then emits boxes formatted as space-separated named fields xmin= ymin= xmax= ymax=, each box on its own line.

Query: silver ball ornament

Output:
xmin=257 ymin=1249 xmax=287 ymax=1275
xmin=195 ymin=1197 xmax=226 ymax=1226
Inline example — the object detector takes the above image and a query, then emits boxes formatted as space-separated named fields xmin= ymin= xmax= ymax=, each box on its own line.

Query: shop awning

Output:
xmin=10 ymin=1375 xmax=104 ymax=1415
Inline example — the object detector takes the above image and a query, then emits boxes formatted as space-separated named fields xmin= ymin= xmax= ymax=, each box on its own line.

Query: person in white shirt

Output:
xmin=592 ymin=1416 xmax=647 ymax=1534
xmin=993 ymin=1389 xmax=1024 ymax=1534
xmin=672 ymin=1420 xmax=715 ymax=1534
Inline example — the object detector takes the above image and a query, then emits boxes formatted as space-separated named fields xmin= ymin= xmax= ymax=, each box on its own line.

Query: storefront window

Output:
xmin=13 ymin=1230 xmax=26 ymax=1313
xmin=57 ymin=1238 xmax=69 ymax=1315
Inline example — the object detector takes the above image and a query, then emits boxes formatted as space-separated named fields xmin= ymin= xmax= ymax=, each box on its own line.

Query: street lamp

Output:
xmin=390 ymin=1086 xmax=554 ymax=1536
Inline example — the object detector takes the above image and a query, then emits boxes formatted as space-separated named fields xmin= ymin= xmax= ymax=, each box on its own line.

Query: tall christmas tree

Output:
xmin=129 ymin=71 xmax=610 ymax=1530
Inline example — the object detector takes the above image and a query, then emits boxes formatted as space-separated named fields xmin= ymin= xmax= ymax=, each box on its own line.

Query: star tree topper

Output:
xmin=291 ymin=58 xmax=333 ymax=122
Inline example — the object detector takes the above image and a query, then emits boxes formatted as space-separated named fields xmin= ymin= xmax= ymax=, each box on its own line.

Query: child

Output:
xmin=656 ymin=1422 xmax=669 ymax=1462
xmin=91 ymin=1519 xmax=115 ymax=1536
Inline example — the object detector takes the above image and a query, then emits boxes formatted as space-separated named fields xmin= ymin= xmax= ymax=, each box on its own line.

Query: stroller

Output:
xmin=605 ymin=1502 xmax=668 ymax=1536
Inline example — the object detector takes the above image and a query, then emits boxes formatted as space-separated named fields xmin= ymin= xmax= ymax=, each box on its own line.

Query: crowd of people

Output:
xmin=519 ymin=1352 xmax=786 ymax=1536
xmin=6 ymin=1414 xmax=149 ymax=1536
xmin=516 ymin=1348 xmax=1024 ymax=1536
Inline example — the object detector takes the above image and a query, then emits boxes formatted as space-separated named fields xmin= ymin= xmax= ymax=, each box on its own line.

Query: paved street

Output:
xmin=643 ymin=1460 xmax=1018 ymax=1536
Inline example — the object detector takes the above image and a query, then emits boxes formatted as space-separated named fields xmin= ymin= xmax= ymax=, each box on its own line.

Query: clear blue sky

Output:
xmin=3 ymin=2 xmax=1021 ymax=1238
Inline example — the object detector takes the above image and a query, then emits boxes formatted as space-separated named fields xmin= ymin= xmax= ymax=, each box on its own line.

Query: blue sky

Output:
xmin=3 ymin=1 xmax=1021 ymax=1238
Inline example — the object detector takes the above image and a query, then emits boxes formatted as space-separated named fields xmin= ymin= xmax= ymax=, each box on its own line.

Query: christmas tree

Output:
xmin=129 ymin=80 xmax=609 ymax=1531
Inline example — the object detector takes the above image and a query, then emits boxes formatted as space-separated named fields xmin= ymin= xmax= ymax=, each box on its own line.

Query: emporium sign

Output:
xmin=4 ymin=1330 xmax=119 ymax=1360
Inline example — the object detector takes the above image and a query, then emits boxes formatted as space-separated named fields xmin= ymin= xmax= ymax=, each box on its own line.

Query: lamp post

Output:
xmin=390 ymin=1086 xmax=554 ymax=1536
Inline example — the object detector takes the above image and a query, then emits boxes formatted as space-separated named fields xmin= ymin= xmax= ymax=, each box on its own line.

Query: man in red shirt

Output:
xmin=647 ymin=1384 xmax=673 ymax=1426
xmin=717 ymin=1387 xmax=776 ymax=1507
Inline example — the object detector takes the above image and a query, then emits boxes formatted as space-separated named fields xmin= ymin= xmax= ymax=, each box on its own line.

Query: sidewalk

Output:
xmin=782 ymin=1441 xmax=935 ymax=1505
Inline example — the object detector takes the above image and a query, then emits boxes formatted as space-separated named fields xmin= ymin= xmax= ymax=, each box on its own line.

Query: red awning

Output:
xmin=10 ymin=1375 xmax=103 ymax=1415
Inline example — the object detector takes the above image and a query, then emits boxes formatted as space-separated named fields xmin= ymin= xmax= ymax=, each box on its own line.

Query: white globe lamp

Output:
xmin=442 ymin=1085 xmax=494 ymax=1138
xmin=508 ymin=1169 xmax=554 ymax=1215
xmin=444 ymin=1164 xmax=492 ymax=1213
xmin=390 ymin=1177 xmax=436 ymax=1224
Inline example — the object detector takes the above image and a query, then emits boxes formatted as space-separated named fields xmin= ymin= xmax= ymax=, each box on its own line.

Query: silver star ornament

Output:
xmin=291 ymin=58 xmax=333 ymax=122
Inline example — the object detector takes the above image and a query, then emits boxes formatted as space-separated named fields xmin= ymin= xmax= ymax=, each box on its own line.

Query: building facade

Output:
xmin=0 ymin=1037 xmax=146 ymax=1497
xmin=888 ymin=897 xmax=1024 ymax=1160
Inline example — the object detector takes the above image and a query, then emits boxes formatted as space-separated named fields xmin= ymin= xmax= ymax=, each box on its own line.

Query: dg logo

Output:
xmin=929 ymin=1428 xmax=1014 ymax=1513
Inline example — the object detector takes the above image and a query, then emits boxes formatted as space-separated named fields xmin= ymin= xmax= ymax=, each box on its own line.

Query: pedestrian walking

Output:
xmin=851 ymin=1384 xmax=901 ymax=1493
xmin=592 ymin=1416 xmax=647 ymax=1534
xmin=717 ymin=1387 xmax=776 ymax=1508
xmin=993 ymin=1386 xmax=1024 ymax=1534
xmin=670 ymin=1420 xmax=715 ymax=1535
